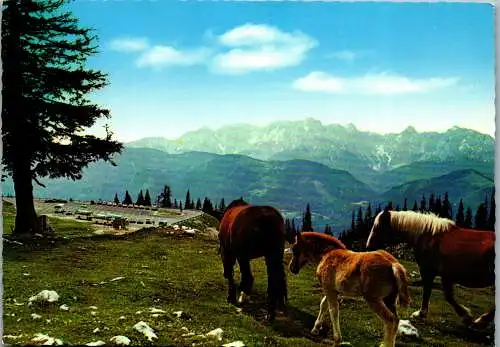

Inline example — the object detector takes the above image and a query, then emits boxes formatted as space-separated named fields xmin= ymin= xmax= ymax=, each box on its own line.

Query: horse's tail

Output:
xmin=392 ymin=262 xmax=411 ymax=308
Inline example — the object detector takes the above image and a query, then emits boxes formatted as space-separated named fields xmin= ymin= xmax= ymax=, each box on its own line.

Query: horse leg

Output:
xmin=311 ymin=295 xmax=329 ymax=335
xmin=411 ymin=270 xmax=436 ymax=320
xmin=237 ymin=258 xmax=253 ymax=305
xmin=383 ymin=293 xmax=399 ymax=346
xmin=472 ymin=307 xmax=495 ymax=329
xmin=223 ymin=254 xmax=237 ymax=305
xmin=441 ymin=279 xmax=473 ymax=326
xmin=264 ymin=254 xmax=287 ymax=324
xmin=324 ymin=290 xmax=342 ymax=346
xmin=366 ymin=298 xmax=399 ymax=347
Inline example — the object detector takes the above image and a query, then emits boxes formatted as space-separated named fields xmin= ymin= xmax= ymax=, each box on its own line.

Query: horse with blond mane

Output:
xmin=289 ymin=230 xmax=411 ymax=347
xmin=366 ymin=209 xmax=495 ymax=329
xmin=218 ymin=198 xmax=289 ymax=323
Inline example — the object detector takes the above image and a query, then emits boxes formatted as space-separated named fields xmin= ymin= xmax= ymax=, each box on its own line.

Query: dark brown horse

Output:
xmin=218 ymin=198 xmax=288 ymax=323
xmin=366 ymin=209 xmax=495 ymax=329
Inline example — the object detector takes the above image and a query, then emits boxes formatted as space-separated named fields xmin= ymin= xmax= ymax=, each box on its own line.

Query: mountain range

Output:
xmin=127 ymin=118 xmax=494 ymax=192
xmin=2 ymin=118 xmax=496 ymax=232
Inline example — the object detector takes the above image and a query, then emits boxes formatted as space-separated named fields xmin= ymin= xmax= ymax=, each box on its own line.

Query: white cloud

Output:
xmin=136 ymin=46 xmax=211 ymax=68
xmin=109 ymin=37 xmax=150 ymax=52
xmin=212 ymin=23 xmax=317 ymax=74
xmin=292 ymin=71 xmax=459 ymax=95
xmin=329 ymin=50 xmax=358 ymax=61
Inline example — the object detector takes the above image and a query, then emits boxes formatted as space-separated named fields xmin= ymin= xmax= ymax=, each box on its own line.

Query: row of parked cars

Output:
xmin=92 ymin=200 xmax=159 ymax=211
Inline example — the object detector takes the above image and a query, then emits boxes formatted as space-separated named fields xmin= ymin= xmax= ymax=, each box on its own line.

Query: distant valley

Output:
xmin=3 ymin=119 xmax=495 ymax=232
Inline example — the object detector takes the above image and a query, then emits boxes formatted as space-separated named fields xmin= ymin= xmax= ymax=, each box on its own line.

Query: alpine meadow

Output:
xmin=1 ymin=1 xmax=496 ymax=347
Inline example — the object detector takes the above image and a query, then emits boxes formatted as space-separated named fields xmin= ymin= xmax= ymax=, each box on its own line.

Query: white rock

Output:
xmin=149 ymin=307 xmax=165 ymax=313
xmin=28 ymin=290 xmax=59 ymax=304
xmin=119 ymin=316 xmax=126 ymax=320
xmin=89 ymin=306 xmax=98 ymax=310
xmin=398 ymin=319 xmax=420 ymax=338
xmin=91 ymin=311 xmax=97 ymax=316
xmin=93 ymin=328 xmax=100 ymax=333
xmin=206 ymin=328 xmax=223 ymax=341
xmin=3 ymin=334 xmax=23 ymax=339
xmin=222 ymin=341 xmax=246 ymax=347
xmin=133 ymin=321 xmax=158 ymax=341
xmin=86 ymin=341 xmax=106 ymax=346
xmin=110 ymin=335 xmax=131 ymax=345
xmin=173 ymin=310 xmax=183 ymax=318
xmin=59 ymin=304 xmax=69 ymax=311
xmin=31 ymin=313 xmax=42 ymax=320
xmin=110 ymin=276 xmax=125 ymax=282
xmin=31 ymin=333 xmax=63 ymax=345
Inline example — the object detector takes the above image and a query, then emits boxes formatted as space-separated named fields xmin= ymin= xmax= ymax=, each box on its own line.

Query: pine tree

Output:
xmin=428 ymin=193 xmax=435 ymax=213
xmin=488 ymin=188 xmax=495 ymax=231
xmin=456 ymin=199 xmax=465 ymax=227
xmin=302 ymin=203 xmax=313 ymax=231
xmin=402 ymin=198 xmax=408 ymax=211
xmin=412 ymin=201 xmax=418 ymax=212
xmin=375 ymin=204 xmax=382 ymax=216
xmin=195 ymin=198 xmax=202 ymax=210
xmin=219 ymin=198 xmax=226 ymax=212
xmin=2 ymin=0 xmax=123 ymax=235
xmin=420 ymin=194 xmax=427 ymax=212
xmin=324 ymin=224 xmax=333 ymax=236
xmin=173 ymin=198 xmax=178 ymax=209
xmin=113 ymin=193 xmax=119 ymax=205
xmin=356 ymin=206 xmax=364 ymax=233
xmin=158 ymin=185 xmax=172 ymax=208
xmin=351 ymin=209 xmax=355 ymax=232
xmin=144 ymin=189 xmax=152 ymax=206
xmin=123 ymin=190 xmax=133 ymax=205
xmin=184 ymin=189 xmax=191 ymax=211
xmin=179 ymin=201 xmax=183 ymax=212
xmin=475 ymin=203 xmax=488 ymax=230
xmin=441 ymin=192 xmax=452 ymax=219
xmin=291 ymin=219 xmax=297 ymax=234
xmin=395 ymin=204 xmax=400 ymax=212
xmin=434 ymin=195 xmax=442 ymax=216
xmin=363 ymin=203 xmax=373 ymax=229
xmin=386 ymin=201 xmax=393 ymax=211
xmin=464 ymin=207 xmax=473 ymax=229
xmin=136 ymin=190 xmax=145 ymax=206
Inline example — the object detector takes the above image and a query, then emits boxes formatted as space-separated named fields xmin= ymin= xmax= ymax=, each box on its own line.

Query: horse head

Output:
xmin=366 ymin=209 xmax=392 ymax=250
xmin=288 ymin=231 xmax=314 ymax=274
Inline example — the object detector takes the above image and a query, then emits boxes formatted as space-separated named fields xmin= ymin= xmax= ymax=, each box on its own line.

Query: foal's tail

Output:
xmin=392 ymin=262 xmax=411 ymax=308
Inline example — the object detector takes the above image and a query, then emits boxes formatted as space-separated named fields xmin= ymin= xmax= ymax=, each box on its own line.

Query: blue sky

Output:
xmin=70 ymin=1 xmax=495 ymax=142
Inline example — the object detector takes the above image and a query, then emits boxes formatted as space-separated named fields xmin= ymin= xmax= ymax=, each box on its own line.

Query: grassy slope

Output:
xmin=2 ymin=205 xmax=494 ymax=346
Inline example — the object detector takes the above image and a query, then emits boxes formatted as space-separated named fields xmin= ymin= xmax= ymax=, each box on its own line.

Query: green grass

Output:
xmin=154 ymin=209 xmax=182 ymax=217
xmin=2 ymin=208 xmax=494 ymax=346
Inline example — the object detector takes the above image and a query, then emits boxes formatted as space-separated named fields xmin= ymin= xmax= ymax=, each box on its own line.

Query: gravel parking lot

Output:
xmin=3 ymin=198 xmax=203 ymax=227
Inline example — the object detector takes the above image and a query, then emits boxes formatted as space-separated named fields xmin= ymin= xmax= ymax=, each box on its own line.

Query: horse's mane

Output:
xmin=301 ymin=231 xmax=347 ymax=250
xmin=380 ymin=210 xmax=455 ymax=237
xmin=225 ymin=198 xmax=248 ymax=211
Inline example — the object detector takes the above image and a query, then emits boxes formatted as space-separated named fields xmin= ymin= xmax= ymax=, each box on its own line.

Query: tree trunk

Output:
xmin=12 ymin=163 xmax=40 ymax=236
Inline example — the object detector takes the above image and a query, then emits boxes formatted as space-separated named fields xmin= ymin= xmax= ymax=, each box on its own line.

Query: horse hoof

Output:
xmin=238 ymin=292 xmax=249 ymax=305
xmin=265 ymin=314 xmax=276 ymax=324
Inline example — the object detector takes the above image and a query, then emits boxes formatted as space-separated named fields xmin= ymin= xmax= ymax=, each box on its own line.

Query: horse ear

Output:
xmin=296 ymin=230 xmax=303 ymax=242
